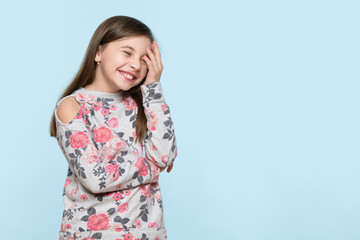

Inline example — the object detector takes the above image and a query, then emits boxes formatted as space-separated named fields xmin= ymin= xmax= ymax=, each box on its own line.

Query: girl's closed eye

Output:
xmin=124 ymin=51 xmax=146 ymax=63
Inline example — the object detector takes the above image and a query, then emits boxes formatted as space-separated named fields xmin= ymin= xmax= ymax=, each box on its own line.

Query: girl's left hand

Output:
xmin=160 ymin=163 xmax=174 ymax=173
xmin=143 ymin=40 xmax=163 ymax=85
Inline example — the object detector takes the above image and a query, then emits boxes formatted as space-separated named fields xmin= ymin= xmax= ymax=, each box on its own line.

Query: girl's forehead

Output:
xmin=107 ymin=37 xmax=151 ymax=55
xmin=113 ymin=36 xmax=151 ymax=45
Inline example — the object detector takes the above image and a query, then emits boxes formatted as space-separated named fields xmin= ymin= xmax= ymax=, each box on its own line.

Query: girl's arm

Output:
xmin=140 ymin=82 xmax=178 ymax=168
xmin=55 ymin=96 xmax=160 ymax=194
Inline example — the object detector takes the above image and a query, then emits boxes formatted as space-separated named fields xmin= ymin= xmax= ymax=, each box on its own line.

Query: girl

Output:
xmin=49 ymin=15 xmax=177 ymax=240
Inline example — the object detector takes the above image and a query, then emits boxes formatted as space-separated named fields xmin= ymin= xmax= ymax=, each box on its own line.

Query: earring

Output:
xmin=96 ymin=60 xmax=100 ymax=65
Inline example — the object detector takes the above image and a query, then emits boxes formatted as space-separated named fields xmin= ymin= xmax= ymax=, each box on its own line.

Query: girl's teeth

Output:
xmin=120 ymin=71 xmax=134 ymax=79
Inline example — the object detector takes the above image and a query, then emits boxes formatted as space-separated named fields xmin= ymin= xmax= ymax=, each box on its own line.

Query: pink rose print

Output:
xmin=82 ymin=106 xmax=90 ymax=115
xmin=149 ymin=123 xmax=156 ymax=132
xmin=104 ymin=162 xmax=120 ymax=181
xmin=116 ymin=184 xmax=122 ymax=190
xmin=161 ymin=155 xmax=169 ymax=164
xmin=82 ymin=144 xmax=99 ymax=164
xmin=154 ymin=190 xmax=161 ymax=200
xmin=134 ymin=157 xmax=149 ymax=177
xmin=135 ymin=220 xmax=141 ymax=228
xmin=96 ymin=136 xmax=127 ymax=163
xmin=148 ymin=109 xmax=156 ymax=119
xmin=91 ymin=101 xmax=103 ymax=111
xmin=113 ymin=193 xmax=122 ymax=201
xmin=104 ymin=162 xmax=118 ymax=173
xmin=144 ymin=108 xmax=158 ymax=132
xmin=132 ymin=131 xmax=137 ymax=139
xmin=78 ymin=93 xmax=95 ymax=102
xmin=118 ymin=202 xmax=129 ymax=213
xmin=98 ymin=147 xmax=114 ymax=163
xmin=154 ymin=236 xmax=161 ymax=240
xmin=139 ymin=185 xmax=151 ymax=198
xmin=64 ymin=178 xmax=71 ymax=187
xmin=64 ymin=224 xmax=72 ymax=230
xmin=93 ymin=126 xmax=113 ymax=143
xmin=109 ymin=104 xmax=116 ymax=111
xmin=161 ymin=104 xmax=169 ymax=112
xmin=148 ymin=221 xmax=158 ymax=228
xmin=108 ymin=117 xmax=119 ymax=128
xmin=134 ymin=148 xmax=139 ymax=155
xmin=121 ymin=97 xmax=137 ymax=110
xmin=70 ymin=187 xmax=78 ymax=197
xmin=80 ymin=194 xmax=88 ymax=201
xmin=110 ymin=171 xmax=120 ymax=181
xmin=152 ymin=144 xmax=157 ymax=151
xmin=114 ymin=138 xmax=127 ymax=149
xmin=69 ymin=132 xmax=89 ymax=149
xmin=101 ymin=108 xmax=110 ymax=116
xmin=87 ymin=213 xmax=110 ymax=231
xmin=74 ymin=104 xmax=85 ymax=120
xmin=124 ymin=233 xmax=134 ymax=240
xmin=123 ymin=189 xmax=131 ymax=196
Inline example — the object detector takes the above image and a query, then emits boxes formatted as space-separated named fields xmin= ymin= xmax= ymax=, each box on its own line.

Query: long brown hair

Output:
xmin=49 ymin=15 xmax=154 ymax=143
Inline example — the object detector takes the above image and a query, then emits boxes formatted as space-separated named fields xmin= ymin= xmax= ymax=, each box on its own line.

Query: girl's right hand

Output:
xmin=143 ymin=40 xmax=163 ymax=85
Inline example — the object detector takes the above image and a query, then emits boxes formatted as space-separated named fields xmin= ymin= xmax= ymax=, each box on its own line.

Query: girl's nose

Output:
xmin=129 ymin=58 xmax=141 ymax=70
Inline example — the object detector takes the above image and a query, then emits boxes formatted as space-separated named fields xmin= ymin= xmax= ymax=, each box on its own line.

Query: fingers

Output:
xmin=152 ymin=41 xmax=163 ymax=69
xmin=159 ymin=163 xmax=174 ymax=173
xmin=144 ymin=48 xmax=155 ymax=72
xmin=145 ymin=41 xmax=163 ymax=72
xmin=167 ymin=163 xmax=173 ymax=173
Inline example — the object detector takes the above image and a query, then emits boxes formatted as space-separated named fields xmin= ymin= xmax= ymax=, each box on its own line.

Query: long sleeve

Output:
xmin=55 ymin=97 xmax=160 ymax=194
xmin=140 ymin=82 xmax=178 ymax=168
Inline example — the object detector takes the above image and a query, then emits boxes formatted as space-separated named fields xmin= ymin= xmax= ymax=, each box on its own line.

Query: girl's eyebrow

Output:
xmin=120 ymin=46 xmax=135 ymax=51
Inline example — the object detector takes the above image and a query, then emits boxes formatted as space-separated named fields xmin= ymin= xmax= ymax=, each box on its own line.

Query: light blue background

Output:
xmin=1 ymin=0 xmax=359 ymax=239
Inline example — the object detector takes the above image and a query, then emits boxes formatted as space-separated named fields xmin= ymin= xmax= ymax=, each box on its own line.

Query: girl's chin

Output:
xmin=121 ymin=81 xmax=142 ymax=90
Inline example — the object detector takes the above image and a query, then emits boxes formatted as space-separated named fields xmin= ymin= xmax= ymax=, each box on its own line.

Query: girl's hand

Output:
xmin=160 ymin=163 xmax=174 ymax=173
xmin=143 ymin=40 xmax=163 ymax=85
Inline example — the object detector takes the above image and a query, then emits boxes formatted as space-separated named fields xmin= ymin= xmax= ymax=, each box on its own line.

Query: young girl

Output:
xmin=49 ymin=15 xmax=177 ymax=240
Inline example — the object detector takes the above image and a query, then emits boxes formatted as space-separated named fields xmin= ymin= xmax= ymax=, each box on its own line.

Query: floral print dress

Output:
xmin=54 ymin=82 xmax=178 ymax=240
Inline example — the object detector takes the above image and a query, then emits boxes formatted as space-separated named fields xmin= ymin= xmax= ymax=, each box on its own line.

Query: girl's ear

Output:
xmin=95 ymin=45 xmax=102 ymax=63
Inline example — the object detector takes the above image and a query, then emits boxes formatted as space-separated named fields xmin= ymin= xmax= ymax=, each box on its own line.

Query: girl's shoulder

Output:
xmin=56 ymin=96 xmax=83 ymax=125
xmin=54 ymin=88 xmax=88 ymax=126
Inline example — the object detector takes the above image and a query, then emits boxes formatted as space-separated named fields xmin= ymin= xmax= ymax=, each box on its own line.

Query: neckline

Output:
xmin=79 ymin=87 xmax=124 ymax=100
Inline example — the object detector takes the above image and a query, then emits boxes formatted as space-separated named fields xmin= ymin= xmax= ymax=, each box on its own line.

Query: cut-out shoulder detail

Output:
xmin=56 ymin=96 xmax=82 ymax=124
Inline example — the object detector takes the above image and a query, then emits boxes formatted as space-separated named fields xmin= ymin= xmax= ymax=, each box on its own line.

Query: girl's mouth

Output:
xmin=118 ymin=71 xmax=135 ymax=82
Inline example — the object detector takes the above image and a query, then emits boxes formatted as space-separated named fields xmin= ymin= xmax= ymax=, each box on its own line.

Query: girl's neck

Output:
xmin=80 ymin=84 xmax=124 ymax=100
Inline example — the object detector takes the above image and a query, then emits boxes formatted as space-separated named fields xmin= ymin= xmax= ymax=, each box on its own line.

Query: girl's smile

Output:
xmin=118 ymin=70 xmax=137 ymax=81
xmin=88 ymin=35 xmax=152 ymax=93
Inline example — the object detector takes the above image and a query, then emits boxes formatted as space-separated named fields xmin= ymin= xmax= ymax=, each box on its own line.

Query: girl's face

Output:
xmin=93 ymin=35 xmax=152 ymax=92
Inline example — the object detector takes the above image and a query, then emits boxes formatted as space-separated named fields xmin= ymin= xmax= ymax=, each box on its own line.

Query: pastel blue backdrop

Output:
xmin=1 ymin=0 xmax=358 ymax=239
